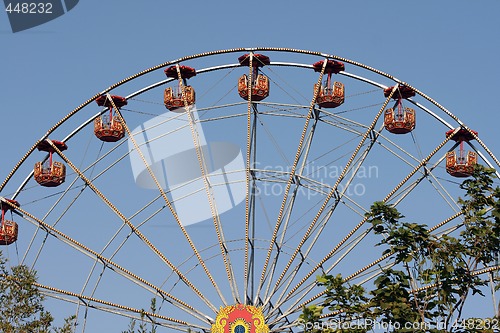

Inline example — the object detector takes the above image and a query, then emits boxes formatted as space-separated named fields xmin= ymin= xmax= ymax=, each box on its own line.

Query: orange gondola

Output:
xmin=0 ymin=199 xmax=20 ymax=245
xmin=164 ymin=65 xmax=196 ymax=111
xmin=383 ymin=85 xmax=416 ymax=134
xmin=313 ymin=59 xmax=345 ymax=108
xmin=445 ymin=128 xmax=478 ymax=177
xmin=94 ymin=95 xmax=127 ymax=142
xmin=237 ymin=54 xmax=270 ymax=101
xmin=34 ymin=139 xmax=67 ymax=187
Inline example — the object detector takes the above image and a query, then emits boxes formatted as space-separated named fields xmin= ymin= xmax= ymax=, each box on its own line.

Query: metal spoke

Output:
xmin=255 ymin=58 xmax=329 ymax=304
xmin=32 ymin=282 xmax=208 ymax=331
xmin=262 ymin=87 xmax=398 ymax=314
xmin=264 ymin=127 xmax=384 ymax=311
xmin=44 ymin=138 xmax=218 ymax=313
xmin=243 ymin=54 xmax=255 ymax=304
xmin=268 ymin=130 xmax=460 ymax=323
xmin=274 ymin=131 xmax=458 ymax=322
xmin=171 ymin=63 xmax=239 ymax=303
xmin=1 ymin=48 xmax=499 ymax=331
xmin=0 ymin=198 xmax=211 ymax=322
xmin=261 ymin=109 xmax=322 ymax=304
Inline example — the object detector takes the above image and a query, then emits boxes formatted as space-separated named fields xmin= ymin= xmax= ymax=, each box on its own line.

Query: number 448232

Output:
xmin=5 ymin=3 xmax=53 ymax=14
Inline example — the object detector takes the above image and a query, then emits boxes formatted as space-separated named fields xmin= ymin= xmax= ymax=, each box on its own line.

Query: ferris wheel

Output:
xmin=0 ymin=47 xmax=499 ymax=332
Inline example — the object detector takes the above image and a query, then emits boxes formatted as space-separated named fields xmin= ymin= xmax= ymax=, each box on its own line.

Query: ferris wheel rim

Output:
xmin=4 ymin=46 xmax=499 ymax=193
xmin=7 ymin=59 xmax=500 ymax=200
xmin=1 ymin=47 xmax=499 ymax=332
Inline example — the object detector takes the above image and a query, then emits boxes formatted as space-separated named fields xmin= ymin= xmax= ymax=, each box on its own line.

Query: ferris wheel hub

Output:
xmin=211 ymin=304 xmax=269 ymax=333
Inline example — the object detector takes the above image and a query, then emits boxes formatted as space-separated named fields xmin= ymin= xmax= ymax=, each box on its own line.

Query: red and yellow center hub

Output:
xmin=211 ymin=304 xmax=269 ymax=333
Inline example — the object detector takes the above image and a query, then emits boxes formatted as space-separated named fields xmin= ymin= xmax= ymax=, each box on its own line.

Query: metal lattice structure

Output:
xmin=0 ymin=48 xmax=499 ymax=332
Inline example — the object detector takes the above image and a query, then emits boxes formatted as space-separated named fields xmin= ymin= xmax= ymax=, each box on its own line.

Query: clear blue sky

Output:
xmin=2 ymin=1 xmax=499 ymax=162
xmin=1 ymin=1 xmax=499 ymax=331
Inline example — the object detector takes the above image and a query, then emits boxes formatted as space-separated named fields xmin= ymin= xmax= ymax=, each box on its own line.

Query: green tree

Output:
xmin=0 ymin=251 xmax=76 ymax=332
xmin=122 ymin=298 xmax=158 ymax=333
xmin=301 ymin=165 xmax=500 ymax=332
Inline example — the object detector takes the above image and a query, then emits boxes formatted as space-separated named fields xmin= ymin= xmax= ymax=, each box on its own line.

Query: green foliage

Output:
xmin=317 ymin=274 xmax=370 ymax=321
xmin=370 ymin=201 xmax=430 ymax=263
xmin=53 ymin=316 xmax=77 ymax=333
xmin=458 ymin=165 xmax=500 ymax=265
xmin=299 ymin=304 xmax=324 ymax=333
xmin=0 ymin=251 xmax=76 ymax=332
xmin=122 ymin=298 xmax=158 ymax=333
xmin=369 ymin=268 xmax=418 ymax=326
xmin=302 ymin=165 xmax=500 ymax=332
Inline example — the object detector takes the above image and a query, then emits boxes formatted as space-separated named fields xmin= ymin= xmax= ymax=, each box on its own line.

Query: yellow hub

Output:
xmin=211 ymin=304 xmax=269 ymax=333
